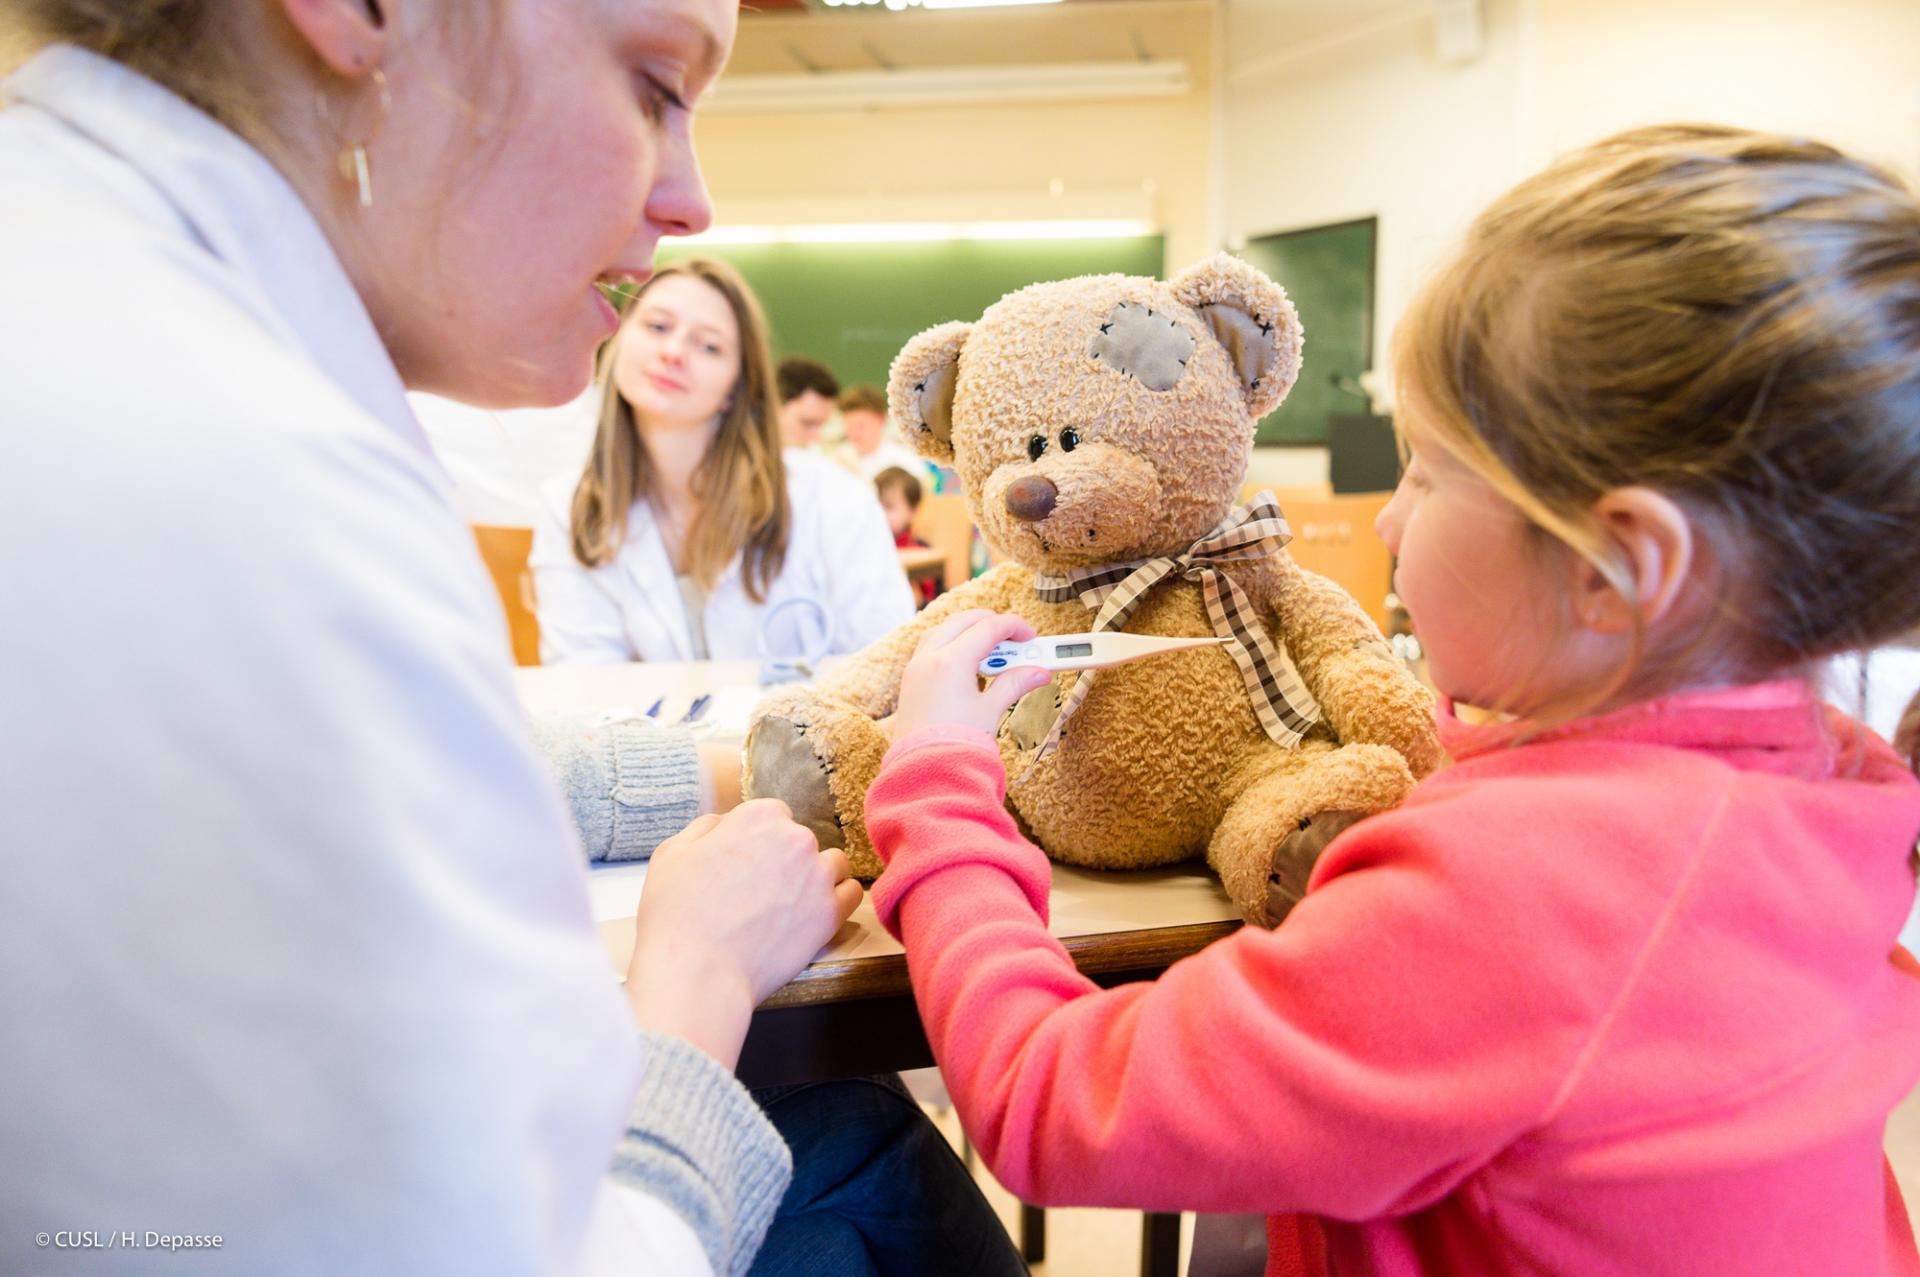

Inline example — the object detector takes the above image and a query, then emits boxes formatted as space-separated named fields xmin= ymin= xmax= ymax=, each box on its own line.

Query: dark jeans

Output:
xmin=748 ymin=1074 xmax=1027 ymax=1277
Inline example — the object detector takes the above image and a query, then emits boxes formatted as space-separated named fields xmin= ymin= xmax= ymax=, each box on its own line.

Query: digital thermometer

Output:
xmin=979 ymin=632 xmax=1230 ymax=677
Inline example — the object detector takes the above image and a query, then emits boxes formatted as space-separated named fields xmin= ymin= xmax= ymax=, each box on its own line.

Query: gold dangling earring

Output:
xmin=335 ymin=68 xmax=391 ymax=209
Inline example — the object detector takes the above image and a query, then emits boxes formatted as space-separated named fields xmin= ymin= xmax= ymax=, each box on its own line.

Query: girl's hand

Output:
xmin=624 ymin=799 xmax=861 ymax=1069
xmin=892 ymin=610 xmax=1054 ymax=742
xmin=695 ymin=741 xmax=743 ymax=813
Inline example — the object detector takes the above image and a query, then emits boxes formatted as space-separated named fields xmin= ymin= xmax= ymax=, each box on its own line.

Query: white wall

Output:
xmin=1528 ymin=0 xmax=1920 ymax=178
xmin=1219 ymin=0 xmax=1920 ymax=393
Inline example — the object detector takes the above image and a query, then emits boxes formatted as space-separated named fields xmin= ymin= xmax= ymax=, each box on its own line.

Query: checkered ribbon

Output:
xmin=1020 ymin=491 xmax=1321 ymax=780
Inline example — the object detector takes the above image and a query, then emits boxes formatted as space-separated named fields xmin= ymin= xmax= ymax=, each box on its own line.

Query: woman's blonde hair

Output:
xmin=1396 ymin=124 xmax=1920 ymax=714
xmin=570 ymin=257 xmax=791 ymax=602
xmin=7 ymin=1 xmax=255 ymax=125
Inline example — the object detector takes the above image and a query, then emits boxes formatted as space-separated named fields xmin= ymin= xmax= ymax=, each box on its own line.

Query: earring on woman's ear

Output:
xmin=328 ymin=68 xmax=391 ymax=209
xmin=347 ymin=69 xmax=391 ymax=206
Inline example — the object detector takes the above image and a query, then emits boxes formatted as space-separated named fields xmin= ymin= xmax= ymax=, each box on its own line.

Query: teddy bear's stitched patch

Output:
xmin=1002 ymin=682 xmax=1064 ymax=753
xmin=1088 ymin=300 xmax=1196 ymax=392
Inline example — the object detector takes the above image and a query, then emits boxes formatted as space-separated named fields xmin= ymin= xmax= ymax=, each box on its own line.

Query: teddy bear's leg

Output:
xmin=1207 ymin=743 xmax=1416 ymax=928
xmin=743 ymin=690 xmax=894 ymax=880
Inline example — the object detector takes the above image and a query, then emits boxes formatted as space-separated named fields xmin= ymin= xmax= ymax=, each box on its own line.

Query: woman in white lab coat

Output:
xmin=0 ymin=4 xmax=1026 ymax=1277
xmin=532 ymin=256 xmax=915 ymax=667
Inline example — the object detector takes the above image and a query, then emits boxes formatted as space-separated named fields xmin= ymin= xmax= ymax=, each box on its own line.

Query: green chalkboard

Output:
xmin=657 ymin=237 xmax=1165 ymax=390
xmin=1236 ymin=218 xmax=1376 ymax=446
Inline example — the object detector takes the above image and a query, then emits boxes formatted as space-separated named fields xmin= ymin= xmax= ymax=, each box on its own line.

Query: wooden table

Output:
xmin=518 ymin=661 xmax=1243 ymax=1277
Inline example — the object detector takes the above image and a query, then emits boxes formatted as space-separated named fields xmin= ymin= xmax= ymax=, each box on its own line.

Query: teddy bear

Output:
xmin=743 ymin=254 xmax=1442 ymax=927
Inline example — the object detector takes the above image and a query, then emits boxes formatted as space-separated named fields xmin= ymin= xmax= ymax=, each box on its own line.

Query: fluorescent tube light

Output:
xmin=680 ymin=219 xmax=1155 ymax=246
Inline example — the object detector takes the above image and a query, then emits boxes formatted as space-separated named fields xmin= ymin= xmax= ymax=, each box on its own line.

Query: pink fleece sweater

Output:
xmin=866 ymin=683 xmax=1920 ymax=1276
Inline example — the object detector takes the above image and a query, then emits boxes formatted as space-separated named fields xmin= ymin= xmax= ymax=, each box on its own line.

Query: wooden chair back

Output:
xmin=910 ymin=491 xmax=975 ymax=594
xmin=1244 ymin=487 xmax=1396 ymax=631
xmin=471 ymin=524 xmax=542 ymax=666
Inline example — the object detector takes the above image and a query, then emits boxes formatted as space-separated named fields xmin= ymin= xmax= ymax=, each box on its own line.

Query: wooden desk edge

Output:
xmin=758 ymin=918 xmax=1242 ymax=1010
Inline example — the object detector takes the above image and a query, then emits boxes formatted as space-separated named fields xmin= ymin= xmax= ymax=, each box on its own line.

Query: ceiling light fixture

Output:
xmin=682 ymin=218 xmax=1156 ymax=246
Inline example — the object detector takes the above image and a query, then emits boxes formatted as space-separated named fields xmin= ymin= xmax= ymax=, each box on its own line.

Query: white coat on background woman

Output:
xmin=532 ymin=257 xmax=914 ymax=667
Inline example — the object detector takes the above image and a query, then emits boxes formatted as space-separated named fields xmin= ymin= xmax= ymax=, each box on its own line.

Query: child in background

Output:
xmin=861 ymin=125 xmax=1920 ymax=1276
xmin=876 ymin=466 xmax=937 ymax=607
xmin=838 ymin=383 xmax=932 ymax=483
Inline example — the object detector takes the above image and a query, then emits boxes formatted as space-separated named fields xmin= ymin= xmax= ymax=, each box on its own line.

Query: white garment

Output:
xmin=1825 ymin=646 xmax=1920 ymax=955
xmin=0 ymin=49 xmax=707 ymax=1277
xmin=409 ymin=390 xmax=600 ymax=527
xmin=531 ymin=449 xmax=915 ymax=664
xmin=839 ymin=438 xmax=935 ymax=486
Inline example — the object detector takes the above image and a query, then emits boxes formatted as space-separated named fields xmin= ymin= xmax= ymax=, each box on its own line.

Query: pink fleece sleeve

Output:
xmin=865 ymin=737 xmax=1620 ymax=1218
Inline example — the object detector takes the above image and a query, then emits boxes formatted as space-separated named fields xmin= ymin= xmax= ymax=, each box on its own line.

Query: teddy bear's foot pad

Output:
xmin=745 ymin=716 xmax=845 ymax=851
xmin=1264 ymin=809 xmax=1365 ymax=927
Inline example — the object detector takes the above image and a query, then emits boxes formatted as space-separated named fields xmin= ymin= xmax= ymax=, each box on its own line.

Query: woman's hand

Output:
xmin=891 ymin=610 xmax=1053 ymax=743
xmin=624 ymin=799 xmax=861 ymax=1069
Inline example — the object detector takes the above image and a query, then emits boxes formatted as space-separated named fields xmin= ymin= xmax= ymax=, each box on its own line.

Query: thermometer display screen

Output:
xmin=1053 ymin=642 xmax=1094 ymax=658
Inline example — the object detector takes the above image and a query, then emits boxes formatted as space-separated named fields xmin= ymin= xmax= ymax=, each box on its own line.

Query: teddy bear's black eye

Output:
xmin=1059 ymin=427 xmax=1080 ymax=453
xmin=1027 ymin=435 xmax=1048 ymax=461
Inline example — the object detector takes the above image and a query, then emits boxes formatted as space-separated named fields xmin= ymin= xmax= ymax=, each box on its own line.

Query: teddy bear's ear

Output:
xmin=1170 ymin=253 xmax=1303 ymax=420
xmin=886 ymin=320 xmax=971 ymax=466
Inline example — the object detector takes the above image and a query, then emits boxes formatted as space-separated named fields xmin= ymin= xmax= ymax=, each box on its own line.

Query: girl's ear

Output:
xmin=887 ymin=321 xmax=971 ymax=467
xmin=1169 ymin=253 xmax=1303 ymax=420
xmin=1573 ymin=487 xmax=1696 ymax=633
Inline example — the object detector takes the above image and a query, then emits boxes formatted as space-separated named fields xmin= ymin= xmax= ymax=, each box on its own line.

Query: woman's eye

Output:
xmin=1059 ymin=427 xmax=1080 ymax=452
xmin=1027 ymin=435 xmax=1048 ymax=461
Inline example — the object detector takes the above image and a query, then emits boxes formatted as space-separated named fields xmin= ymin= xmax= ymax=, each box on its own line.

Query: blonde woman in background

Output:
xmin=0 ymin=3 xmax=1020 ymax=1276
xmin=532 ymin=258 xmax=914 ymax=666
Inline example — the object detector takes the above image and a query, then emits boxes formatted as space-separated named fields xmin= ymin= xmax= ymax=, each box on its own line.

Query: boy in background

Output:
xmin=776 ymin=356 xmax=839 ymax=449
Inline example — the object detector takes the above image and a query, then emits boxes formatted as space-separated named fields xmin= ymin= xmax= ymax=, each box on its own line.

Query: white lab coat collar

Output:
xmin=6 ymin=46 xmax=433 ymax=465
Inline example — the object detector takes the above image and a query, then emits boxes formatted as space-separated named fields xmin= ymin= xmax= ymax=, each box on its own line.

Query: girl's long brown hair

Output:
xmin=569 ymin=257 xmax=791 ymax=603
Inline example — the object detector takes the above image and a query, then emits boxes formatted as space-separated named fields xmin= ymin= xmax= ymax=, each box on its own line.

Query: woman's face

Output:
xmin=369 ymin=0 xmax=737 ymax=409
xmin=611 ymin=273 xmax=742 ymax=430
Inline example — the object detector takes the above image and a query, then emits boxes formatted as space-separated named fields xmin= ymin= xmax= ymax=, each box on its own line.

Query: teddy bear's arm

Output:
xmin=804 ymin=562 xmax=1034 ymax=718
xmin=1270 ymin=564 xmax=1444 ymax=779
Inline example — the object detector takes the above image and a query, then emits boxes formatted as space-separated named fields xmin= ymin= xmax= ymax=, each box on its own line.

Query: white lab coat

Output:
xmin=408 ymin=390 xmax=600 ymax=526
xmin=0 ymin=48 xmax=711 ymax=1276
xmin=531 ymin=449 xmax=916 ymax=665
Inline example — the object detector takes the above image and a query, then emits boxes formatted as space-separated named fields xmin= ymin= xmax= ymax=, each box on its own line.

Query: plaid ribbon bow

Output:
xmin=1021 ymin=490 xmax=1321 ymax=778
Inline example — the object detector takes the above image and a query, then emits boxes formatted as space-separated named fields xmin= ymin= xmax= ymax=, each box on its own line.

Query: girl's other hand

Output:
xmin=892 ymin=610 xmax=1053 ymax=743
xmin=624 ymin=800 xmax=861 ymax=1069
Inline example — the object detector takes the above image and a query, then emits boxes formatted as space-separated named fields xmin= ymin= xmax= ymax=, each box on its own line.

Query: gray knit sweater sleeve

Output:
xmin=530 ymin=714 xmax=702 ymax=862
xmin=613 ymin=1030 xmax=794 ymax=1277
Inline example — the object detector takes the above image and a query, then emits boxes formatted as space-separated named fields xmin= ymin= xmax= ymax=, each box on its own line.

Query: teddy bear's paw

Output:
xmin=744 ymin=715 xmax=844 ymax=852
xmin=1265 ymin=809 xmax=1365 ymax=927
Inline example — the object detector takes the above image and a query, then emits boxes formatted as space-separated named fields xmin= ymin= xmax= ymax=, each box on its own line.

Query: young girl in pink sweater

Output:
xmin=861 ymin=125 xmax=1920 ymax=1276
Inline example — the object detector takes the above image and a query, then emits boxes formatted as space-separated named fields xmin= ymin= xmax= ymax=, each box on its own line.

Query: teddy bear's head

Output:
xmin=887 ymin=254 xmax=1302 ymax=571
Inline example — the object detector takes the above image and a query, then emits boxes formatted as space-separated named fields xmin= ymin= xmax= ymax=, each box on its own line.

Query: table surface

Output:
xmin=515 ymin=662 xmax=1243 ymax=1009
xmin=896 ymin=545 xmax=947 ymax=572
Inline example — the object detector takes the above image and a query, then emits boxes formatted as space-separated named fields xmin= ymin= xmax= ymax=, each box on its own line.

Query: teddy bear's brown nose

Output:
xmin=1004 ymin=475 xmax=1058 ymax=522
